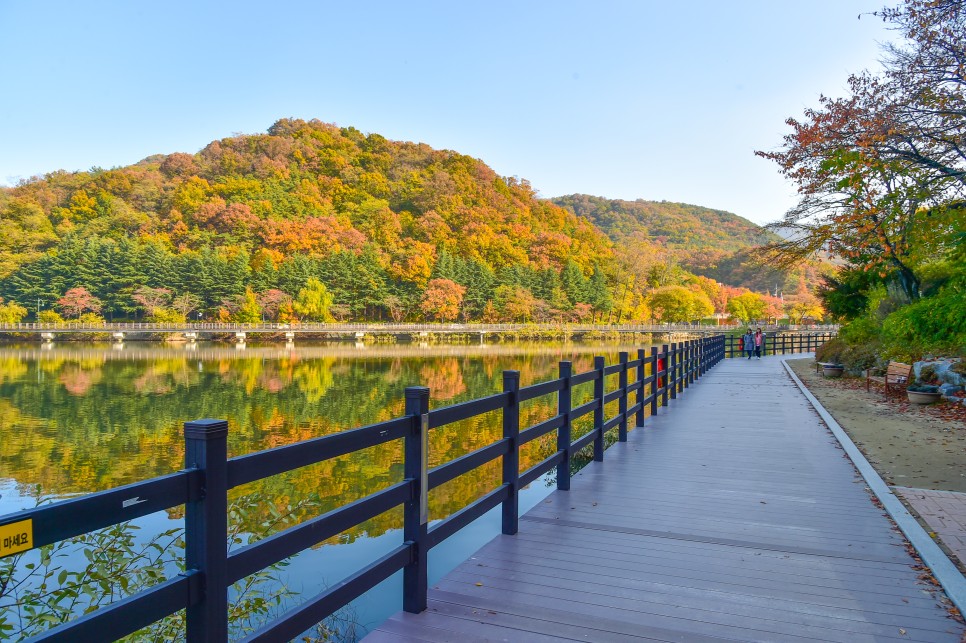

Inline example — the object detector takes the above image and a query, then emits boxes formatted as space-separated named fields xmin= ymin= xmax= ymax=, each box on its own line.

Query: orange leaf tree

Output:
xmin=420 ymin=278 xmax=466 ymax=322
xmin=756 ymin=0 xmax=965 ymax=301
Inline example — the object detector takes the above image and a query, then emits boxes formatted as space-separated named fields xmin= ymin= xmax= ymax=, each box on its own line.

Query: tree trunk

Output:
xmin=895 ymin=264 xmax=921 ymax=301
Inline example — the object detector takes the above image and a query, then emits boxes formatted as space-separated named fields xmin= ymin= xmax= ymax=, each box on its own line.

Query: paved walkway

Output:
xmin=366 ymin=356 xmax=964 ymax=642
xmin=894 ymin=487 xmax=966 ymax=572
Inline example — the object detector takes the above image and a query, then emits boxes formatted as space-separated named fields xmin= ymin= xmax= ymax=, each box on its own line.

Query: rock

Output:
xmin=913 ymin=359 xmax=965 ymax=387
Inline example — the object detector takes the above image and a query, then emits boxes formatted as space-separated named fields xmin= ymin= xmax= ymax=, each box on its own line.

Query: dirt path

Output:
xmin=786 ymin=358 xmax=966 ymax=492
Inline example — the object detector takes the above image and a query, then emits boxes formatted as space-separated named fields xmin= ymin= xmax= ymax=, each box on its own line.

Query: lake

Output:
xmin=0 ymin=339 xmax=656 ymax=639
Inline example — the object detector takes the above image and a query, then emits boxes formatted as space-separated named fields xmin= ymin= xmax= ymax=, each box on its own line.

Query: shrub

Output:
xmin=151 ymin=307 xmax=187 ymax=323
xmin=77 ymin=312 xmax=105 ymax=325
xmin=838 ymin=315 xmax=880 ymax=345
xmin=816 ymin=336 xmax=880 ymax=373
xmin=880 ymin=284 xmax=966 ymax=359
xmin=38 ymin=310 xmax=64 ymax=324
xmin=919 ymin=364 xmax=940 ymax=384
xmin=840 ymin=341 xmax=881 ymax=372
xmin=0 ymin=298 xmax=28 ymax=323
xmin=815 ymin=337 xmax=847 ymax=364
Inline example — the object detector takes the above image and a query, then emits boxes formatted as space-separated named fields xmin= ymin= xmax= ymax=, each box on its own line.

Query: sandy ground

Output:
xmin=786 ymin=358 xmax=966 ymax=493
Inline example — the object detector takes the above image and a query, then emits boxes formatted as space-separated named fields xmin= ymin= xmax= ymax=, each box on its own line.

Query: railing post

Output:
xmin=403 ymin=386 xmax=430 ymax=614
xmin=697 ymin=338 xmax=703 ymax=376
xmin=661 ymin=344 xmax=669 ymax=407
xmin=699 ymin=337 xmax=706 ymax=376
xmin=618 ymin=352 xmax=628 ymax=442
xmin=669 ymin=343 xmax=678 ymax=400
xmin=680 ymin=341 xmax=688 ymax=389
xmin=682 ymin=342 xmax=689 ymax=391
xmin=184 ymin=419 xmax=229 ymax=643
xmin=636 ymin=349 xmax=646 ymax=428
xmin=557 ymin=361 xmax=572 ymax=491
xmin=688 ymin=340 xmax=695 ymax=385
xmin=702 ymin=337 xmax=707 ymax=373
xmin=502 ymin=370 xmax=520 ymax=535
xmin=650 ymin=347 xmax=659 ymax=417
xmin=688 ymin=339 xmax=695 ymax=381
xmin=593 ymin=356 xmax=605 ymax=462
xmin=681 ymin=341 xmax=688 ymax=388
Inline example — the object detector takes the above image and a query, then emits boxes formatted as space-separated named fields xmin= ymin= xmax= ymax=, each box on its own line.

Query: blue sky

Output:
xmin=0 ymin=1 xmax=894 ymax=225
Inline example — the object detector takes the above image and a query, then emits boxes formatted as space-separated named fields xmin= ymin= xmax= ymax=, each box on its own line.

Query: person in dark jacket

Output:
xmin=742 ymin=329 xmax=755 ymax=359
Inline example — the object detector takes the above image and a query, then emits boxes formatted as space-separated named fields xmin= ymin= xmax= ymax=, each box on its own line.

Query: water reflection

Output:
xmin=0 ymin=341 xmax=654 ymax=529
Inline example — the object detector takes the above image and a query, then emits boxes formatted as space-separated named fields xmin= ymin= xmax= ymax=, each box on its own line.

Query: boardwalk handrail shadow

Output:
xmin=0 ymin=333 xmax=831 ymax=642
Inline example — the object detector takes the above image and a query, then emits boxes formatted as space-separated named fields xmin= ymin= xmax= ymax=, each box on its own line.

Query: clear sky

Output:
xmin=0 ymin=1 xmax=894 ymax=225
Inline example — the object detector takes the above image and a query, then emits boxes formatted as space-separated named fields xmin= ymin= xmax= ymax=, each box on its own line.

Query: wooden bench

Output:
xmin=866 ymin=361 xmax=912 ymax=394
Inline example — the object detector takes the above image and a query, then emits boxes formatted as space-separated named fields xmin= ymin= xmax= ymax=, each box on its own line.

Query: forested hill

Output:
xmin=0 ymin=119 xmax=817 ymax=324
xmin=0 ymin=119 xmax=616 ymax=321
xmin=551 ymin=194 xmax=810 ymax=294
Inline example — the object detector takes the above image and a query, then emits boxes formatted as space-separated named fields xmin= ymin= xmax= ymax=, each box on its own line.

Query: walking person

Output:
xmin=742 ymin=329 xmax=755 ymax=360
xmin=754 ymin=328 xmax=764 ymax=360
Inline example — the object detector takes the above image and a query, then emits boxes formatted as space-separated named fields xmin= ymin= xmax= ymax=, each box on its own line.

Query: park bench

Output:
xmin=866 ymin=361 xmax=913 ymax=394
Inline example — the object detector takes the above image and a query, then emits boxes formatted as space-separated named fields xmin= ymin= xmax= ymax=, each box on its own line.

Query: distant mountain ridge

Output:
xmin=550 ymin=194 xmax=776 ymax=253
xmin=550 ymin=195 xmax=810 ymax=294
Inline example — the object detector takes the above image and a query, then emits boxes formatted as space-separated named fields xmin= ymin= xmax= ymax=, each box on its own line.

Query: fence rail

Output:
xmin=724 ymin=331 xmax=836 ymax=358
xmin=0 ymin=332 xmax=833 ymax=642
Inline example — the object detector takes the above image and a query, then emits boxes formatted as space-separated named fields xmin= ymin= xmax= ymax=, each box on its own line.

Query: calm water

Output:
xmin=0 ymin=340 xmax=653 ymax=638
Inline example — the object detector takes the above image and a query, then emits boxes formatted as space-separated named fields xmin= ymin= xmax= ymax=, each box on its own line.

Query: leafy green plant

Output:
xmin=0 ymin=488 xmax=359 ymax=642
xmin=880 ymin=283 xmax=966 ymax=359
xmin=815 ymin=337 xmax=847 ymax=365
xmin=0 ymin=489 xmax=182 ymax=640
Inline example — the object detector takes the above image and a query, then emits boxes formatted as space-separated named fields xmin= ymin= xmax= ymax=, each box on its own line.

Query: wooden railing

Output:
xmin=0 ymin=332 xmax=841 ymax=642
xmin=724 ymin=331 xmax=837 ymax=358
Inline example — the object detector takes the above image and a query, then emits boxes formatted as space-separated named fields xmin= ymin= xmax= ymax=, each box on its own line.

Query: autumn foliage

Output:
xmin=758 ymin=0 xmax=965 ymax=357
xmin=0 ymin=119 xmax=819 ymax=324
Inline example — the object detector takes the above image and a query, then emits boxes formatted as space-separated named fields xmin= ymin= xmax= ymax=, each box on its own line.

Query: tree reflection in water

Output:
xmin=0 ymin=340 xmax=655 ymax=542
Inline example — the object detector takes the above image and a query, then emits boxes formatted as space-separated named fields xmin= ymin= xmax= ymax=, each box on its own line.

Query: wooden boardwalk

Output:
xmin=366 ymin=356 xmax=965 ymax=642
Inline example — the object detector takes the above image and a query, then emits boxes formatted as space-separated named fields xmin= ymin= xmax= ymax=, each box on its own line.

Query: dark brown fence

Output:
xmin=1 ymin=336 xmax=736 ymax=642
xmin=724 ymin=331 xmax=836 ymax=359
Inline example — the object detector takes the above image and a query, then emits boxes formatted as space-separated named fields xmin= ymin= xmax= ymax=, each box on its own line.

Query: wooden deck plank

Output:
xmin=365 ymin=356 xmax=965 ymax=642
xmin=462 ymin=544 xmax=944 ymax=610
xmin=431 ymin=575 xmax=943 ymax=642
xmin=441 ymin=561 xmax=950 ymax=636
xmin=485 ymin=531 xmax=932 ymax=593
xmin=372 ymin=611 xmax=576 ymax=642
xmin=423 ymin=595 xmax=736 ymax=643
xmin=444 ymin=563 xmax=946 ymax=635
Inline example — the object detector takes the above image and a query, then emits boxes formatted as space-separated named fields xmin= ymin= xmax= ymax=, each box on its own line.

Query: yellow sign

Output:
xmin=0 ymin=519 xmax=33 ymax=558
